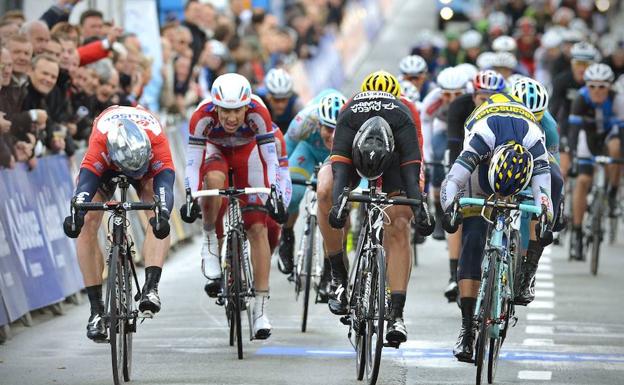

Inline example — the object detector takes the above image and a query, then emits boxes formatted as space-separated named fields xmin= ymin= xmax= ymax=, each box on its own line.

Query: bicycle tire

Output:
xmin=107 ymin=245 xmax=124 ymax=385
xmin=487 ymin=250 xmax=505 ymax=384
xmin=365 ymin=248 xmax=386 ymax=385
xmin=352 ymin=244 xmax=367 ymax=381
xmin=229 ymin=230 xmax=244 ymax=359
xmin=608 ymin=216 xmax=617 ymax=245
xmin=475 ymin=251 xmax=496 ymax=385
xmin=487 ymin=336 xmax=501 ymax=384
xmin=301 ymin=215 xmax=316 ymax=333
xmin=122 ymin=251 xmax=133 ymax=382
xmin=590 ymin=194 xmax=603 ymax=275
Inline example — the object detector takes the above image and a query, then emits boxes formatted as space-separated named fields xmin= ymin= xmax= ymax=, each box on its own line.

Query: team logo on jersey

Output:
xmin=382 ymin=102 xmax=399 ymax=111
xmin=350 ymin=101 xmax=382 ymax=113
xmin=353 ymin=91 xmax=395 ymax=100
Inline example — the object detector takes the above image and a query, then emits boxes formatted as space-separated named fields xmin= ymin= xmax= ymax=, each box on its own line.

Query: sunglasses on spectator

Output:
xmin=587 ymin=83 xmax=610 ymax=90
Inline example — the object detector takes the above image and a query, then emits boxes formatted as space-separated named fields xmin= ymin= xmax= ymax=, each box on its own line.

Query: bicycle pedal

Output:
xmin=383 ymin=341 xmax=401 ymax=349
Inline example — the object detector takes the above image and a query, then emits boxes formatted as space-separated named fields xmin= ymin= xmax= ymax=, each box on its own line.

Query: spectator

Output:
xmin=197 ymin=39 xmax=228 ymax=99
xmin=6 ymin=33 xmax=32 ymax=86
xmin=80 ymin=9 xmax=104 ymax=42
xmin=182 ymin=0 xmax=207 ymax=67
xmin=40 ymin=0 xmax=81 ymax=29
xmin=0 ymin=20 xmax=19 ymax=41
xmin=43 ymin=35 xmax=62 ymax=61
xmin=0 ymin=110 xmax=13 ymax=168
xmin=0 ymin=10 xmax=25 ymax=28
xmin=89 ymin=59 xmax=119 ymax=116
xmin=50 ymin=22 xmax=80 ymax=46
xmin=21 ymin=20 xmax=50 ymax=55
xmin=604 ymin=40 xmax=624 ymax=79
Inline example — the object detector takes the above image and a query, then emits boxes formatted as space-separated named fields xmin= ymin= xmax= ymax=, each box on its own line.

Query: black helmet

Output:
xmin=352 ymin=116 xmax=395 ymax=180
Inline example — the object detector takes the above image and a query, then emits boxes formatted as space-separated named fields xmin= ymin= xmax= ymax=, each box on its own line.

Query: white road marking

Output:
xmin=528 ymin=300 xmax=555 ymax=309
xmin=537 ymin=264 xmax=552 ymax=271
xmin=535 ymin=281 xmax=554 ymax=289
xmin=536 ymin=290 xmax=555 ymax=298
xmin=526 ymin=325 xmax=555 ymax=335
xmin=536 ymin=272 xmax=553 ymax=280
xmin=542 ymin=247 xmax=552 ymax=255
xmin=518 ymin=370 xmax=552 ymax=381
xmin=540 ymin=256 xmax=552 ymax=263
xmin=522 ymin=338 xmax=555 ymax=346
xmin=527 ymin=313 xmax=556 ymax=321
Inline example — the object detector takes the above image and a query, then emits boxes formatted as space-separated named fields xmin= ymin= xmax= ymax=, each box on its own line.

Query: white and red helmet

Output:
xmin=211 ymin=73 xmax=252 ymax=109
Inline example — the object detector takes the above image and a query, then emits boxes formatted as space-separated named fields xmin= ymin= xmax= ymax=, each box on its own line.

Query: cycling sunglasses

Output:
xmin=441 ymin=90 xmax=464 ymax=98
xmin=587 ymin=82 xmax=610 ymax=90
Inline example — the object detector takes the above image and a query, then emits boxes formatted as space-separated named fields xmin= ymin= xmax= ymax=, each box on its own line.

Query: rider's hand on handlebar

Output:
xmin=415 ymin=202 xmax=435 ymax=236
xmin=150 ymin=210 xmax=170 ymax=239
xmin=535 ymin=204 xmax=553 ymax=247
xmin=328 ymin=188 xmax=350 ymax=229
xmin=180 ymin=188 xmax=201 ymax=223
xmin=441 ymin=199 xmax=462 ymax=234
xmin=266 ymin=184 xmax=288 ymax=224
xmin=63 ymin=214 xmax=83 ymax=238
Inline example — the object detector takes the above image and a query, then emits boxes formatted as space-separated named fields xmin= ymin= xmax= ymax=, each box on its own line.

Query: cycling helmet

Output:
xmin=436 ymin=67 xmax=466 ymax=90
xmin=399 ymin=79 xmax=421 ymax=103
xmin=211 ymin=73 xmax=252 ymax=108
xmin=318 ymin=93 xmax=347 ymax=129
xmin=352 ymin=116 xmax=395 ymax=180
xmin=456 ymin=63 xmax=478 ymax=85
xmin=492 ymin=36 xmax=517 ymax=52
xmin=583 ymin=63 xmax=615 ymax=83
xmin=488 ymin=143 xmax=534 ymax=197
xmin=570 ymin=42 xmax=600 ymax=62
xmin=541 ymin=29 xmax=563 ymax=49
xmin=510 ymin=78 xmax=550 ymax=114
xmin=506 ymin=73 xmax=526 ymax=87
xmin=106 ymin=118 xmax=152 ymax=179
xmin=492 ymin=51 xmax=518 ymax=69
xmin=361 ymin=70 xmax=402 ymax=97
xmin=399 ymin=55 xmax=427 ymax=75
xmin=472 ymin=70 xmax=506 ymax=93
xmin=476 ymin=51 xmax=496 ymax=69
xmin=265 ymin=68 xmax=293 ymax=98
xmin=562 ymin=28 xmax=584 ymax=44
xmin=460 ymin=30 xmax=483 ymax=50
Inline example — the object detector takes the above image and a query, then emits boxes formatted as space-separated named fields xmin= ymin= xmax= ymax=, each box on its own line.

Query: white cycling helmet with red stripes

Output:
xmin=472 ymin=70 xmax=506 ymax=93
xmin=211 ymin=73 xmax=252 ymax=109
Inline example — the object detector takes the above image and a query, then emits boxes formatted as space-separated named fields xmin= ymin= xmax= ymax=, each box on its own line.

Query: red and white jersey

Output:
xmin=185 ymin=94 xmax=278 ymax=193
xmin=81 ymin=105 xmax=174 ymax=178
xmin=188 ymin=94 xmax=274 ymax=148
xmin=399 ymin=96 xmax=425 ymax=191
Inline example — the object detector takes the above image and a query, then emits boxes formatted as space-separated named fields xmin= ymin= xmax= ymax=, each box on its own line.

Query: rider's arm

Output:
xmin=524 ymin=124 xmax=554 ymax=219
xmin=613 ymin=93 xmax=624 ymax=156
xmin=74 ymin=168 xmax=101 ymax=204
xmin=184 ymin=108 xmax=208 ymax=193
xmin=567 ymin=94 xmax=586 ymax=156
xmin=150 ymin=134 xmax=176 ymax=213
xmin=274 ymin=128 xmax=292 ymax=207
xmin=285 ymin=106 xmax=313 ymax=155
xmin=541 ymin=110 xmax=561 ymax=164
xmin=329 ymin=109 xmax=357 ymax=204
xmin=419 ymin=91 xmax=437 ymax=162
xmin=250 ymin=107 xmax=278 ymax=187
xmin=153 ymin=169 xmax=175 ymax=213
xmin=394 ymin=111 xmax=423 ymax=201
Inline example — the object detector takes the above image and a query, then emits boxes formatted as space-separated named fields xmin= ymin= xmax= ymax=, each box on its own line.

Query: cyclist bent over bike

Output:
xmin=440 ymin=93 xmax=554 ymax=362
xmin=317 ymin=74 xmax=433 ymax=345
xmin=63 ymin=105 xmax=175 ymax=342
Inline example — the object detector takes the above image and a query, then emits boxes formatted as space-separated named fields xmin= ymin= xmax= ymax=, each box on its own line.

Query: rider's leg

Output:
xmin=138 ymin=180 xmax=172 ymax=314
xmin=559 ymin=151 xmax=571 ymax=183
xmin=445 ymin=229 xmax=461 ymax=301
xmin=572 ymin=169 xmax=592 ymax=259
xmin=247 ymin=221 xmax=271 ymax=291
xmin=606 ymin=138 xmax=621 ymax=216
xmin=454 ymin=215 xmax=487 ymax=362
xmin=431 ymin=131 xmax=447 ymax=240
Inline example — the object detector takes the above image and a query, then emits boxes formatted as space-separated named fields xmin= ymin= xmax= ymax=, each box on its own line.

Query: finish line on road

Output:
xmin=256 ymin=346 xmax=624 ymax=363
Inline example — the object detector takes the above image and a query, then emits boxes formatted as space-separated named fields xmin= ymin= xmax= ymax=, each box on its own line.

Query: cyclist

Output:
xmin=445 ymin=70 xmax=507 ymax=302
xmin=256 ymin=67 xmax=304 ymax=133
xmin=568 ymin=63 xmax=624 ymax=261
xmin=510 ymin=77 xmax=565 ymax=304
xmin=182 ymin=72 xmax=286 ymax=339
xmin=317 ymin=71 xmax=432 ymax=345
xmin=459 ymin=30 xmax=483 ymax=66
xmin=277 ymin=91 xmax=346 ymax=283
xmin=550 ymin=42 xmax=600 ymax=178
xmin=420 ymin=66 xmax=467 ymax=240
xmin=440 ymin=93 xmax=553 ymax=362
xmin=63 ymin=105 xmax=175 ymax=342
xmin=398 ymin=54 xmax=433 ymax=101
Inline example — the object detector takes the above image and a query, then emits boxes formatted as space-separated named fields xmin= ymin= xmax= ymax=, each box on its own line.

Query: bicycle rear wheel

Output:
xmin=107 ymin=245 xmax=124 ymax=385
xmin=590 ymin=196 xmax=604 ymax=275
xmin=301 ymin=215 xmax=316 ymax=333
xmin=365 ymin=249 xmax=386 ymax=385
xmin=475 ymin=252 xmax=496 ymax=385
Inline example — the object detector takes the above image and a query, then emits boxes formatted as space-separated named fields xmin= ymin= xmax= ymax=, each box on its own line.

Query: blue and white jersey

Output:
xmin=442 ymin=93 xmax=553 ymax=218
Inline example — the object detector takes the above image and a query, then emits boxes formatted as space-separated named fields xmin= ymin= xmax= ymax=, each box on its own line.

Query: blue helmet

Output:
xmin=318 ymin=93 xmax=347 ymax=129
xmin=473 ymin=70 xmax=506 ymax=93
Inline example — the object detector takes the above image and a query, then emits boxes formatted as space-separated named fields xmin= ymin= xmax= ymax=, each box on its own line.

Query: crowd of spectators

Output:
xmin=0 ymin=0 xmax=347 ymax=170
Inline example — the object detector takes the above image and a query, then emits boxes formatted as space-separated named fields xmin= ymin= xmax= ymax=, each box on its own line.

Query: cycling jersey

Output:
xmin=185 ymin=94 xmax=278 ymax=196
xmin=76 ymin=105 xmax=175 ymax=212
xmin=442 ymin=93 xmax=553 ymax=219
xmin=420 ymin=87 xmax=447 ymax=162
xmin=330 ymin=91 xmax=423 ymax=204
xmin=256 ymin=86 xmax=304 ymax=133
xmin=549 ymin=70 xmax=583 ymax=144
xmin=568 ymin=87 xmax=624 ymax=159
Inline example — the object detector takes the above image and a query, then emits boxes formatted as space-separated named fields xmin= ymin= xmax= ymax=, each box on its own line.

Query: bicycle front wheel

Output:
xmin=365 ymin=248 xmax=386 ymax=385
xmin=590 ymin=195 xmax=604 ymax=275
xmin=122 ymin=250 xmax=134 ymax=382
xmin=475 ymin=251 xmax=496 ymax=385
xmin=107 ymin=245 xmax=124 ymax=385
xmin=301 ymin=215 xmax=316 ymax=332
xmin=229 ymin=230 xmax=244 ymax=359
